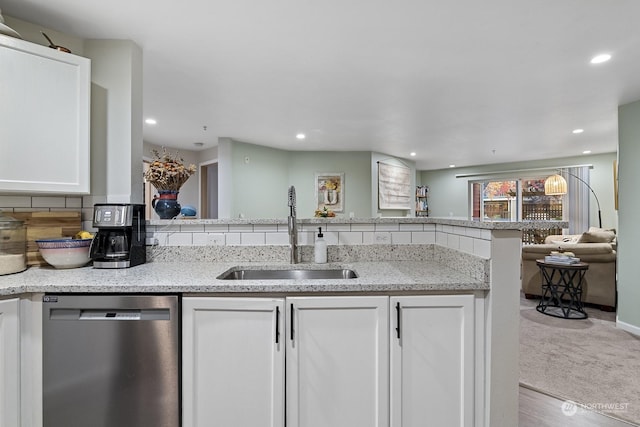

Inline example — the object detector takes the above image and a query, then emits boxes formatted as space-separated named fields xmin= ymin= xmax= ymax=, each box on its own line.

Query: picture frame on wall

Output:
xmin=315 ymin=173 xmax=344 ymax=212
xmin=378 ymin=161 xmax=412 ymax=210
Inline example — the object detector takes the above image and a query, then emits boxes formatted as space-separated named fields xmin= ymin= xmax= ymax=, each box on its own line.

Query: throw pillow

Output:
xmin=578 ymin=229 xmax=616 ymax=243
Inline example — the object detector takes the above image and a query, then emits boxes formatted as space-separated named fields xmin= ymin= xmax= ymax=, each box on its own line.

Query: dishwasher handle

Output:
xmin=49 ymin=308 xmax=171 ymax=321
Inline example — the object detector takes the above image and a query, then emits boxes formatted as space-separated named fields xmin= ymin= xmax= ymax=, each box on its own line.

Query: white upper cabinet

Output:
xmin=0 ymin=35 xmax=90 ymax=194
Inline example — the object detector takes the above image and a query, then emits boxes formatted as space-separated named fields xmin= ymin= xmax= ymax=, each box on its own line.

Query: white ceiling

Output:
xmin=3 ymin=0 xmax=639 ymax=170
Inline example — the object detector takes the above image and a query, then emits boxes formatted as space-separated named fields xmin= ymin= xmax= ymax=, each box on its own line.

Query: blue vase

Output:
xmin=152 ymin=191 xmax=181 ymax=219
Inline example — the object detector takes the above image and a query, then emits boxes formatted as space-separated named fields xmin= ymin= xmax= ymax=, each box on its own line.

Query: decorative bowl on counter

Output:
xmin=35 ymin=238 xmax=92 ymax=269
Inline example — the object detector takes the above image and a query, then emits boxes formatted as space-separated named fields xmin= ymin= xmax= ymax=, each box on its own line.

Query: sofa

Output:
xmin=521 ymin=227 xmax=617 ymax=310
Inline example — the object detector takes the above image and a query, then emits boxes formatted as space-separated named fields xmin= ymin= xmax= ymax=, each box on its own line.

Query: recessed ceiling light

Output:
xmin=410 ymin=152 xmax=416 ymax=157
xmin=583 ymin=150 xmax=592 ymax=154
xmin=194 ymin=142 xmax=204 ymax=147
xmin=145 ymin=118 xmax=157 ymax=125
xmin=590 ymin=54 xmax=611 ymax=64
xmin=296 ymin=133 xmax=306 ymax=140
xmin=449 ymin=164 xmax=455 ymax=168
xmin=572 ymin=129 xmax=584 ymax=134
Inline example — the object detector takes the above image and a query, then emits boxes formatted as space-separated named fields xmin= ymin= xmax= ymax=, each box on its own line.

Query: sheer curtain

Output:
xmin=564 ymin=166 xmax=590 ymax=234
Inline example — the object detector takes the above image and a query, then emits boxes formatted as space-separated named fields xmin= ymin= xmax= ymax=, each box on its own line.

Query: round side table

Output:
xmin=535 ymin=259 xmax=589 ymax=319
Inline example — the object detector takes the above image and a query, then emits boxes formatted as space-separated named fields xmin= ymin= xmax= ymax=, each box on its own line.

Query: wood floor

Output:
xmin=519 ymin=386 xmax=637 ymax=427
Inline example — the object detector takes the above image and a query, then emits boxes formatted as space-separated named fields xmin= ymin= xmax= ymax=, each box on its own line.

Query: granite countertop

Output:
xmin=0 ymin=260 xmax=487 ymax=296
xmin=150 ymin=216 xmax=567 ymax=230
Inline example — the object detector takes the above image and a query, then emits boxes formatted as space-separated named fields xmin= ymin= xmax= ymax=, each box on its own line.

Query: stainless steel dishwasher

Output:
xmin=42 ymin=294 xmax=180 ymax=427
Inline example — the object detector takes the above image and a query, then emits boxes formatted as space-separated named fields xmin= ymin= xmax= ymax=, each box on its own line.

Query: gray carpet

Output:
xmin=520 ymin=297 xmax=640 ymax=425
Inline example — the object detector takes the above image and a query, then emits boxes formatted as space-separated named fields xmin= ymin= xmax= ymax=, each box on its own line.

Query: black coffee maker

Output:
xmin=90 ymin=204 xmax=146 ymax=268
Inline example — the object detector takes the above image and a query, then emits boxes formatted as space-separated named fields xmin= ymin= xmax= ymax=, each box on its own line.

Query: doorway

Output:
xmin=200 ymin=160 xmax=218 ymax=219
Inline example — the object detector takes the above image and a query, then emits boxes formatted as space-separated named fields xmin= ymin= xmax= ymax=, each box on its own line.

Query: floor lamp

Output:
xmin=544 ymin=171 xmax=602 ymax=228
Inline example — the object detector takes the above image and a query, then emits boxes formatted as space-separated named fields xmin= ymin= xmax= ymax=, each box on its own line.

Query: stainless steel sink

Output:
xmin=218 ymin=268 xmax=358 ymax=280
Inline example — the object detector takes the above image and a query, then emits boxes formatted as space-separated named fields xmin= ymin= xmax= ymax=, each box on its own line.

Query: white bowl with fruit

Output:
xmin=36 ymin=231 xmax=94 ymax=269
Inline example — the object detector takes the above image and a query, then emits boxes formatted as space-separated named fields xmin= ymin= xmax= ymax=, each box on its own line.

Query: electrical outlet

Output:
xmin=374 ymin=232 xmax=390 ymax=244
xmin=207 ymin=233 xmax=225 ymax=245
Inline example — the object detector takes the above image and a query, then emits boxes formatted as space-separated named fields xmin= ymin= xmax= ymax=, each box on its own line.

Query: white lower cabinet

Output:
xmin=0 ymin=298 xmax=20 ymax=427
xmin=286 ymin=296 xmax=389 ymax=427
xmin=182 ymin=297 xmax=285 ymax=427
xmin=183 ymin=294 xmax=479 ymax=427
xmin=390 ymin=295 xmax=476 ymax=427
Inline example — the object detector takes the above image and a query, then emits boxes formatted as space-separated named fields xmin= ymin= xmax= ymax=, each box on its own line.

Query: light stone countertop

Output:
xmin=0 ymin=260 xmax=486 ymax=297
xmin=150 ymin=216 xmax=567 ymax=230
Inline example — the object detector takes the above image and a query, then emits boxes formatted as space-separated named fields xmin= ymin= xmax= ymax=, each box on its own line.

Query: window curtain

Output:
xmin=564 ymin=166 xmax=590 ymax=234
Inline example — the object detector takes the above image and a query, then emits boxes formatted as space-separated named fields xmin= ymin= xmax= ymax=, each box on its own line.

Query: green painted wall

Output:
xmin=289 ymin=151 xmax=372 ymax=218
xmin=617 ymin=100 xmax=640 ymax=332
xmin=419 ymin=152 xmax=618 ymax=231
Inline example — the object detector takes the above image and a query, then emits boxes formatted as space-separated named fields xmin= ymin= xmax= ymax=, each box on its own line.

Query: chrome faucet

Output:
xmin=288 ymin=186 xmax=298 ymax=264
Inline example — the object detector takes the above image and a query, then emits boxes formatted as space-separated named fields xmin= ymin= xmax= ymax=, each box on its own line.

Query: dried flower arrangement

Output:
xmin=314 ymin=207 xmax=336 ymax=217
xmin=144 ymin=148 xmax=196 ymax=192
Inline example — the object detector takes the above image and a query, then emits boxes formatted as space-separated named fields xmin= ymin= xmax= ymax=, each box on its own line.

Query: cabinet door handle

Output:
xmin=290 ymin=303 xmax=295 ymax=342
xmin=275 ymin=306 xmax=280 ymax=344
xmin=395 ymin=302 xmax=401 ymax=339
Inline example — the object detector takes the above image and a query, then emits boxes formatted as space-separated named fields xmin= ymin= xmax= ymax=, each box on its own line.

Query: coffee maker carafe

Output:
xmin=90 ymin=204 xmax=146 ymax=268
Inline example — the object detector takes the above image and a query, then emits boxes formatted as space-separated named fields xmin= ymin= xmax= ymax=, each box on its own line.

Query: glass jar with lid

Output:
xmin=0 ymin=210 xmax=27 ymax=275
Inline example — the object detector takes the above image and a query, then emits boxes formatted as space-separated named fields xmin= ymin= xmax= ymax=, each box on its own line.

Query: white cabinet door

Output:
xmin=0 ymin=35 xmax=90 ymax=194
xmin=390 ymin=295 xmax=475 ymax=427
xmin=286 ymin=296 xmax=389 ymax=427
xmin=182 ymin=297 xmax=285 ymax=427
xmin=0 ymin=298 xmax=20 ymax=427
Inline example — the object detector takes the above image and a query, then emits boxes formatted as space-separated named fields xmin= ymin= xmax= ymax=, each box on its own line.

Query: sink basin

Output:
xmin=218 ymin=268 xmax=358 ymax=280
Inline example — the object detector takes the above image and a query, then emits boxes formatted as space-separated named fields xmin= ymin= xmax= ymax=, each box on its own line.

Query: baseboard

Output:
xmin=616 ymin=319 xmax=640 ymax=337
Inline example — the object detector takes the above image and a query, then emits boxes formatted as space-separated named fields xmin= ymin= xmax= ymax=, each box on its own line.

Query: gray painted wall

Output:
xmin=617 ymin=100 xmax=640 ymax=332
xmin=419 ymin=152 xmax=618 ymax=231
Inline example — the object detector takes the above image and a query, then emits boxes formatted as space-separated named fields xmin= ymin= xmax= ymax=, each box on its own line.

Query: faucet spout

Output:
xmin=288 ymin=186 xmax=298 ymax=264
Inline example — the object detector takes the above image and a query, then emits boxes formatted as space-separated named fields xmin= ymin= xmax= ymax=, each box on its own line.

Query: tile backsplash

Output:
xmin=0 ymin=194 xmax=106 ymax=231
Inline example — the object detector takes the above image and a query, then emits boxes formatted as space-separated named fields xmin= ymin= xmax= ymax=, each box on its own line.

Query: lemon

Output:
xmin=74 ymin=231 xmax=94 ymax=240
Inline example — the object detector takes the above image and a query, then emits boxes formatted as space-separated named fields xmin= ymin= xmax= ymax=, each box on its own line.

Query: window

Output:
xmin=471 ymin=177 xmax=564 ymax=222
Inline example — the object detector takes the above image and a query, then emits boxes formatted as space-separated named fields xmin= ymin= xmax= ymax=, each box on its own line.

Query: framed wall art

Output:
xmin=378 ymin=161 xmax=412 ymax=210
xmin=315 ymin=172 xmax=344 ymax=212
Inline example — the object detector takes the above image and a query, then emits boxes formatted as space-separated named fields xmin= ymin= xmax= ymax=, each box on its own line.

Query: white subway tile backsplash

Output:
xmin=65 ymin=197 xmax=83 ymax=208
xmin=179 ymin=224 xmax=205 ymax=232
xmin=447 ymin=233 xmax=460 ymax=249
xmin=298 ymin=231 xmax=315 ymax=245
xmin=339 ymin=232 xmax=363 ymax=245
xmin=411 ymin=231 xmax=435 ymax=244
xmin=423 ymin=223 xmax=436 ymax=231
xmin=229 ymin=224 xmax=253 ymax=232
xmin=254 ymin=224 xmax=278 ymax=232
xmin=324 ymin=232 xmax=339 ymax=245
xmin=192 ymin=233 xmax=209 ymax=246
xmin=481 ymin=230 xmax=492 ymax=240
xmin=459 ymin=236 xmax=474 ymax=254
xmin=391 ymin=232 xmax=412 ymax=244
xmin=266 ymin=232 xmax=289 ymax=245
xmin=241 ymin=233 xmax=265 ymax=245
xmin=453 ymin=226 xmax=466 ymax=236
xmin=225 ymin=233 xmax=241 ymax=245
xmin=400 ymin=223 xmax=423 ymax=231
xmin=375 ymin=223 xmax=399 ymax=231
xmin=442 ymin=225 xmax=454 ymax=234
xmin=474 ymin=238 xmax=491 ymax=258
xmin=205 ymin=224 xmax=230 ymax=232
xmin=436 ymin=232 xmax=448 ymax=246
xmin=465 ymin=228 xmax=482 ymax=238
xmin=0 ymin=196 xmax=32 ymax=208
xmin=350 ymin=223 xmax=375 ymax=232
xmin=362 ymin=232 xmax=374 ymax=245
xmin=32 ymin=196 xmax=66 ymax=208
xmin=167 ymin=232 xmax=193 ymax=246
xmin=325 ymin=223 xmax=350 ymax=232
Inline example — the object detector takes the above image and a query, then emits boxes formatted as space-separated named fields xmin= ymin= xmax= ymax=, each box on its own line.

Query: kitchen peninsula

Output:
xmin=0 ymin=217 xmax=565 ymax=427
